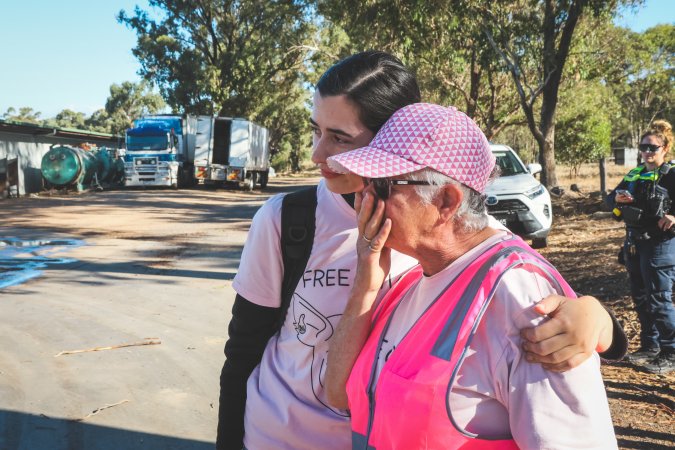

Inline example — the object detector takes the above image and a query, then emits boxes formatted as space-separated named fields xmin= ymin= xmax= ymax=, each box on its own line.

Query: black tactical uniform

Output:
xmin=608 ymin=163 xmax=675 ymax=374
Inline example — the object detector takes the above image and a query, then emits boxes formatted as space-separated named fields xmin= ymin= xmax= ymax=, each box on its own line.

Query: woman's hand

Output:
xmin=354 ymin=191 xmax=391 ymax=294
xmin=520 ymin=295 xmax=613 ymax=372
xmin=325 ymin=191 xmax=393 ymax=409
xmin=658 ymin=214 xmax=675 ymax=231
xmin=615 ymin=192 xmax=634 ymax=204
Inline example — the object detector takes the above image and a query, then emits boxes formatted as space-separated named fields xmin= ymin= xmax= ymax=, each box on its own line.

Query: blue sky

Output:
xmin=0 ymin=0 xmax=672 ymax=119
xmin=0 ymin=0 xmax=151 ymax=118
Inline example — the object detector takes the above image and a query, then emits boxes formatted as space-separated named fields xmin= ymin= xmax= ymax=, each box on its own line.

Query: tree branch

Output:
xmin=484 ymin=27 xmax=543 ymax=144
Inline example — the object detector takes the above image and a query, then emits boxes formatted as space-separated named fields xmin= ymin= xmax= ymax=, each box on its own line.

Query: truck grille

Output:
xmin=487 ymin=199 xmax=529 ymax=213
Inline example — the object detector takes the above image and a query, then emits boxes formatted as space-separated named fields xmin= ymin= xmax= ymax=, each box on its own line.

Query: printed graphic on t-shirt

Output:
xmin=380 ymin=338 xmax=397 ymax=363
xmin=288 ymin=261 xmax=403 ymax=418
xmin=291 ymin=292 xmax=349 ymax=417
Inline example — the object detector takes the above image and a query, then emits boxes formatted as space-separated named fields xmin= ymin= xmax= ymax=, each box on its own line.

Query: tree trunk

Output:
xmin=538 ymin=93 xmax=559 ymax=188
xmin=290 ymin=148 xmax=301 ymax=173
xmin=599 ymin=157 xmax=607 ymax=201
xmin=484 ymin=0 xmax=585 ymax=188
xmin=467 ymin=48 xmax=481 ymax=118
xmin=539 ymin=124 xmax=558 ymax=188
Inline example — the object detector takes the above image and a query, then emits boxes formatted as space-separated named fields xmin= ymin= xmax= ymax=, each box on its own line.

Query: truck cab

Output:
xmin=124 ymin=116 xmax=194 ymax=188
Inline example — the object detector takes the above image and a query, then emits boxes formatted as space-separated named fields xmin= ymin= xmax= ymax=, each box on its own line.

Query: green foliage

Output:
xmin=43 ymin=109 xmax=87 ymax=129
xmin=6 ymin=1 xmax=667 ymax=176
xmin=608 ymin=24 xmax=674 ymax=145
xmin=2 ymin=107 xmax=42 ymax=124
xmin=494 ymin=125 xmax=539 ymax=164
xmin=479 ymin=0 xmax=628 ymax=187
xmin=118 ymin=0 xmax=317 ymax=169
xmin=270 ymin=142 xmax=311 ymax=173
xmin=84 ymin=109 xmax=114 ymax=133
xmin=102 ymin=80 xmax=166 ymax=135
xmin=5 ymin=81 xmax=165 ymax=136
xmin=556 ymin=83 xmax=613 ymax=174
xmin=316 ymin=0 xmax=521 ymax=139
xmin=318 ymin=0 xmax=629 ymax=187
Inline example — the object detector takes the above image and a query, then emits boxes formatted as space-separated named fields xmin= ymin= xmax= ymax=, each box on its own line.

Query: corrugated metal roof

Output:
xmin=0 ymin=119 xmax=122 ymax=143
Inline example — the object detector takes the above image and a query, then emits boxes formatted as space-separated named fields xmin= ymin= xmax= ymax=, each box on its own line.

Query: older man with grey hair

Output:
xmin=324 ymin=103 xmax=617 ymax=449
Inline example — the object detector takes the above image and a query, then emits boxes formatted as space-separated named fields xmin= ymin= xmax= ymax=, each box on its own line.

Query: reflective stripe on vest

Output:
xmin=347 ymin=235 xmax=576 ymax=450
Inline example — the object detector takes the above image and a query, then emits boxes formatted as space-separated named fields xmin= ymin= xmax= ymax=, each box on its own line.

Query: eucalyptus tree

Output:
xmin=104 ymin=81 xmax=166 ymax=135
xmin=480 ymin=0 xmax=639 ymax=187
xmin=43 ymin=109 xmax=88 ymax=130
xmin=118 ymin=0 xmax=317 ymax=167
xmin=316 ymin=0 xmax=523 ymax=140
xmin=2 ymin=107 xmax=42 ymax=125
xmin=612 ymin=24 xmax=674 ymax=146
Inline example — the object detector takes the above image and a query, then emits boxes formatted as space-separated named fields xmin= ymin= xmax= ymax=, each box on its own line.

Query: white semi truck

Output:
xmin=123 ymin=114 xmax=200 ymax=188
xmin=124 ymin=115 xmax=270 ymax=189
xmin=193 ymin=117 xmax=271 ymax=189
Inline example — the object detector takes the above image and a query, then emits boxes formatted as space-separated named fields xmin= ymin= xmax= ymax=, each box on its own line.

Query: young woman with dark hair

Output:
xmin=216 ymin=51 xmax=625 ymax=450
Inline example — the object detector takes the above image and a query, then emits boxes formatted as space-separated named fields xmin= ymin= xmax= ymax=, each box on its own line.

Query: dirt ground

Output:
xmin=1 ymin=168 xmax=674 ymax=449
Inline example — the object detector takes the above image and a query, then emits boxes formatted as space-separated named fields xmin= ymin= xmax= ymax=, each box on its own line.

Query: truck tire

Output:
xmin=243 ymin=175 xmax=254 ymax=191
xmin=259 ymin=170 xmax=269 ymax=189
xmin=531 ymin=237 xmax=547 ymax=249
xmin=182 ymin=165 xmax=194 ymax=188
xmin=174 ymin=168 xmax=183 ymax=189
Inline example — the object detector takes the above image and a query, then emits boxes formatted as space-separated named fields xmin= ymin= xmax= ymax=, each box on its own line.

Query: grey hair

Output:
xmin=403 ymin=167 xmax=500 ymax=233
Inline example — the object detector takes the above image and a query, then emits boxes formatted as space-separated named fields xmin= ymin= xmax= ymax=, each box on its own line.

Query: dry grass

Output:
xmin=555 ymin=162 xmax=630 ymax=193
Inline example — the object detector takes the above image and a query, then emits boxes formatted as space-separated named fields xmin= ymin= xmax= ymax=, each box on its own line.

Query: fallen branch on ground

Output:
xmin=54 ymin=338 xmax=161 ymax=357
xmin=73 ymin=399 xmax=130 ymax=422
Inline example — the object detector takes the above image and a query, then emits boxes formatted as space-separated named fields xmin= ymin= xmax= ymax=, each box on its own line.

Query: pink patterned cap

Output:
xmin=327 ymin=103 xmax=495 ymax=193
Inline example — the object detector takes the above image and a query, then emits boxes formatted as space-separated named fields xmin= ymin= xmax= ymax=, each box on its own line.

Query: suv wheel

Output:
xmin=531 ymin=238 xmax=547 ymax=249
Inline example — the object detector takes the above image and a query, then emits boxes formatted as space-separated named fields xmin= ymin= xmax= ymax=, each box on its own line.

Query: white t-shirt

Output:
xmin=233 ymin=180 xmax=417 ymax=450
xmin=376 ymin=231 xmax=617 ymax=449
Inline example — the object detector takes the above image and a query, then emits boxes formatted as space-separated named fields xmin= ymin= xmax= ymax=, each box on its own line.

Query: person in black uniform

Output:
xmin=608 ymin=120 xmax=675 ymax=374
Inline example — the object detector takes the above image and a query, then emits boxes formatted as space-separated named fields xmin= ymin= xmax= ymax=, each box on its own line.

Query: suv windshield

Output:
xmin=493 ymin=151 xmax=527 ymax=176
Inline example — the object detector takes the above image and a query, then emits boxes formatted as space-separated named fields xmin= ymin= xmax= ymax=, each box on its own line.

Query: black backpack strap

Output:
xmin=278 ymin=186 xmax=318 ymax=332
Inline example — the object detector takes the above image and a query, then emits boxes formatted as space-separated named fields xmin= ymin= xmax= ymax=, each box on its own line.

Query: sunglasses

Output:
xmin=638 ymin=143 xmax=663 ymax=153
xmin=365 ymin=177 xmax=432 ymax=200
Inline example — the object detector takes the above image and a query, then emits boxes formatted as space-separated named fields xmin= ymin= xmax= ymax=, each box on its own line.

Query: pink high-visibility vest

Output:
xmin=346 ymin=236 xmax=576 ymax=450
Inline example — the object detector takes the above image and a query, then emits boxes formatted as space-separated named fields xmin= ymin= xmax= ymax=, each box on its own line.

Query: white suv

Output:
xmin=486 ymin=144 xmax=552 ymax=248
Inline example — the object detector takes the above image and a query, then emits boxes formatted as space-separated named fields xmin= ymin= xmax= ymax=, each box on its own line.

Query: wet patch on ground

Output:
xmin=0 ymin=238 xmax=84 ymax=289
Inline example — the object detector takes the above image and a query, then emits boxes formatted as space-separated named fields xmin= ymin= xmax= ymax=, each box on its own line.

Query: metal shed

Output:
xmin=0 ymin=120 xmax=123 ymax=196
xmin=612 ymin=147 xmax=639 ymax=167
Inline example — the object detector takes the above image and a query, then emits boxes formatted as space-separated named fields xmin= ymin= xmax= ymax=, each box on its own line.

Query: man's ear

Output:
xmin=437 ymin=183 xmax=463 ymax=223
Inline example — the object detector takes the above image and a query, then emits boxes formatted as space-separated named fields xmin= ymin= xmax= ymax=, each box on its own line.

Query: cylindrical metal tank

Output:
xmin=111 ymin=154 xmax=125 ymax=183
xmin=94 ymin=147 xmax=114 ymax=182
xmin=41 ymin=146 xmax=97 ymax=188
xmin=96 ymin=147 xmax=125 ymax=184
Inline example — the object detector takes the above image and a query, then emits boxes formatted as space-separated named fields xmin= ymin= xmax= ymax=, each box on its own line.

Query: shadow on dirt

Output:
xmin=615 ymin=426 xmax=675 ymax=449
xmin=0 ymin=409 xmax=212 ymax=450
